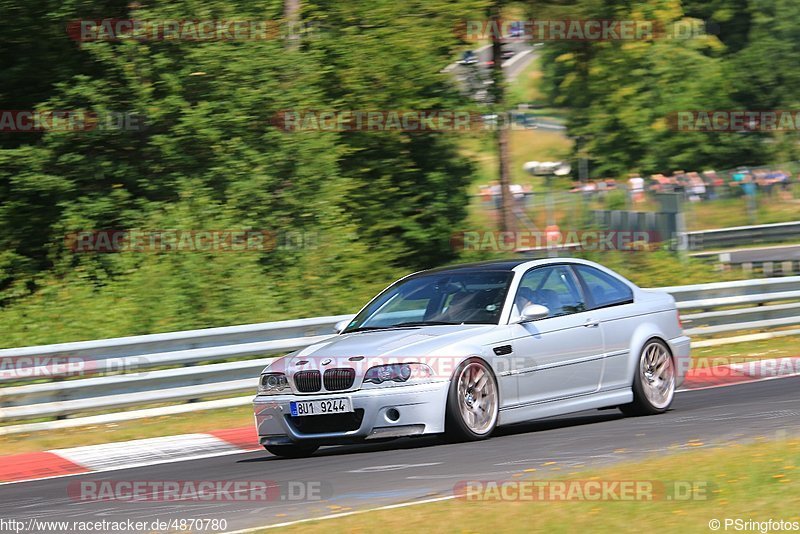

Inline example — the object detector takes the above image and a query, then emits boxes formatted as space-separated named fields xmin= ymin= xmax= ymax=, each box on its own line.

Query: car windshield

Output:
xmin=342 ymin=270 xmax=514 ymax=332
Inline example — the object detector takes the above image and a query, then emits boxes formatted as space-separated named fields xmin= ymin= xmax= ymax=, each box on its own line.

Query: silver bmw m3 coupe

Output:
xmin=253 ymin=258 xmax=690 ymax=458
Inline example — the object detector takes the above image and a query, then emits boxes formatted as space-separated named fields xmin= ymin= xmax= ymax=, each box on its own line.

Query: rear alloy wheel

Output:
xmin=264 ymin=443 xmax=319 ymax=458
xmin=620 ymin=339 xmax=675 ymax=416
xmin=445 ymin=358 xmax=499 ymax=442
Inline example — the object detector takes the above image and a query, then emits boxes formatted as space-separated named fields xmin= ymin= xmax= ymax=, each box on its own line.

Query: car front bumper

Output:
xmin=253 ymin=380 xmax=450 ymax=446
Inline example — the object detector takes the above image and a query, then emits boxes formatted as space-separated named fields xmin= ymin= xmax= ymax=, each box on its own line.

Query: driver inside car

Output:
xmin=515 ymin=287 xmax=538 ymax=314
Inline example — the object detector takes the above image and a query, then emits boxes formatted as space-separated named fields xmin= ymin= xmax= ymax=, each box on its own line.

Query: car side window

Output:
xmin=574 ymin=265 xmax=634 ymax=309
xmin=515 ymin=266 xmax=586 ymax=319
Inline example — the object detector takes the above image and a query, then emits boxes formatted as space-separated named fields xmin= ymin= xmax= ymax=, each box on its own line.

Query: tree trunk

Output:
xmin=490 ymin=2 xmax=515 ymax=235
xmin=284 ymin=0 xmax=301 ymax=49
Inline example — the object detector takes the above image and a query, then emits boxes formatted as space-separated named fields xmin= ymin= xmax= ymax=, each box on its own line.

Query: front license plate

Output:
xmin=290 ymin=398 xmax=353 ymax=417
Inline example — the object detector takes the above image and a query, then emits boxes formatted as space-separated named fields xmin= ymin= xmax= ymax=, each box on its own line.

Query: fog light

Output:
xmin=386 ymin=408 xmax=400 ymax=422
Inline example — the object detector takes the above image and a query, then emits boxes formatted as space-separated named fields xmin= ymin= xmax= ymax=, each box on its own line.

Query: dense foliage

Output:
xmin=537 ymin=0 xmax=799 ymax=176
xmin=0 ymin=0 xmax=484 ymax=345
xmin=0 ymin=0 xmax=790 ymax=346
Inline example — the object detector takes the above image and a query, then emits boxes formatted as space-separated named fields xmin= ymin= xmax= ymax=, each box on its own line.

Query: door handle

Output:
xmin=584 ymin=319 xmax=600 ymax=328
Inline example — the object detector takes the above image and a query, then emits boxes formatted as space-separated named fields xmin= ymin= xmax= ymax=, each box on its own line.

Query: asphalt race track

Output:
xmin=1 ymin=376 xmax=798 ymax=533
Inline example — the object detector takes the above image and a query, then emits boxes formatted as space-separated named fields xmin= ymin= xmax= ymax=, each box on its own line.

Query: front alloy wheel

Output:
xmin=445 ymin=358 xmax=499 ymax=441
xmin=620 ymin=339 xmax=675 ymax=416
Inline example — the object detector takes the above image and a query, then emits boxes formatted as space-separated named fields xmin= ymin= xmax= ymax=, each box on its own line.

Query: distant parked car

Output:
xmin=459 ymin=50 xmax=478 ymax=65
xmin=501 ymin=45 xmax=516 ymax=60
xmin=508 ymin=21 xmax=524 ymax=38
xmin=253 ymin=258 xmax=690 ymax=458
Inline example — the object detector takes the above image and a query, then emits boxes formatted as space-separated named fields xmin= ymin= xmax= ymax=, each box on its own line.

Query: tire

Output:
xmin=444 ymin=358 xmax=499 ymax=442
xmin=620 ymin=339 xmax=676 ymax=416
xmin=264 ymin=443 xmax=319 ymax=458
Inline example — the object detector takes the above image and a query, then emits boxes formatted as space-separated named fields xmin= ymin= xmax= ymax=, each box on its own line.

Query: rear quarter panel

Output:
xmin=599 ymin=289 xmax=687 ymax=391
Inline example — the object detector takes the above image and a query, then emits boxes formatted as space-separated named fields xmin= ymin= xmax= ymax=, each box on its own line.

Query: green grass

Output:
xmin=507 ymin=56 xmax=546 ymax=105
xmin=460 ymin=128 xmax=574 ymax=194
xmin=269 ymin=437 xmax=800 ymax=533
xmin=693 ymin=336 xmax=800 ymax=364
xmin=684 ymin=193 xmax=800 ymax=232
xmin=691 ymin=335 xmax=800 ymax=379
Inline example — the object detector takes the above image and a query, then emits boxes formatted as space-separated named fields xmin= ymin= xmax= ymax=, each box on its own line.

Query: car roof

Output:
xmin=420 ymin=259 xmax=535 ymax=274
xmin=418 ymin=257 xmax=603 ymax=276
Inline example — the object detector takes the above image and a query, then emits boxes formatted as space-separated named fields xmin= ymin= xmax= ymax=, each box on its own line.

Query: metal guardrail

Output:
xmin=0 ymin=316 xmax=350 ymax=384
xmin=690 ymin=244 xmax=800 ymax=277
xmin=1 ymin=277 xmax=799 ymax=430
xmin=0 ymin=315 xmax=350 ymax=426
xmin=657 ymin=275 xmax=800 ymax=304
xmin=685 ymin=220 xmax=800 ymax=250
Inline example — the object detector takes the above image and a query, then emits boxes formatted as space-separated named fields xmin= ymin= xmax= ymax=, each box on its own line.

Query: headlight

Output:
xmin=258 ymin=372 xmax=290 ymax=394
xmin=363 ymin=363 xmax=433 ymax=385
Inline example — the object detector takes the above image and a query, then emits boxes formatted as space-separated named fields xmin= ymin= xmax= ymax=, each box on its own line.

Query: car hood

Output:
xmin=266 ymin=324 xmax=497 ymax=375
xmin=300 ymin=324 xmax=495 ymax=358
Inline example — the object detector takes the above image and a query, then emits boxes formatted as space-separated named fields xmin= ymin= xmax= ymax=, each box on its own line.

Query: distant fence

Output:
xmin=591 ymin=209 xmax=679 ymax=243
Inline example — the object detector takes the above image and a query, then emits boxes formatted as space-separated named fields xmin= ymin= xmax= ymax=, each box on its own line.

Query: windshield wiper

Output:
xmin=345 ymin=321 xmax=456 ymax=333
xmin=391 ymin=321 xmax=458 ymax=327
xmin=344 ymin=326 xmax=389 ymax=333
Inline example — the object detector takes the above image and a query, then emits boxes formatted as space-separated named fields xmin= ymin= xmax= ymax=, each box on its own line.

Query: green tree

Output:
xmin=536 ymin=0 xmax=770 ymax=176
xmin=0 ymin=0 xmax=488 ymax=344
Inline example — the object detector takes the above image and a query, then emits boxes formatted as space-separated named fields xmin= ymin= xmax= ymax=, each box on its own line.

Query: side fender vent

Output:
xmin=493 ymin=345 xmax=513 ymax=356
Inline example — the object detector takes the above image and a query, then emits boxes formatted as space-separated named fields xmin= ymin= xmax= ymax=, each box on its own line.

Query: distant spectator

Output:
xmin=754 ymin=169 xmax=773 ymax=196
xmin=741 ymin=174 xmax=758 ymax=220
xmin=489 ymin=181 xmax=501 ymax=209
xmin=776 ymin=169 xmax=793 ymax=200
xmin=582 ymin=180 xmax=597 ymax=201
xmin=522 ymin=184 xmax=533 ymax=207
xmin=732 ymin=166 xmax=749 ymax=183
xmin=742 ymin=175 xmax=757 ymax=198
xmin=702 ymin=170 xmax=722 ymax=199
xmin=650 ymin=173 xmax=667 ymax=194
xmin=628 ymin=173 xmax=645 ymax=203
xmin=672 ymin=170 xmax=688 ymax=196
xmin=687 ymin=172 xmax=706 ymax=201
xmin=730 ymin=167 xmax=751 ymax=196
xmin=597 ymin=178 xmax=608 ymax=198
xmin=510 ymin=183 xmax=525 ymax=203
xmin=479 ymin=184 xmax=493 ymax=205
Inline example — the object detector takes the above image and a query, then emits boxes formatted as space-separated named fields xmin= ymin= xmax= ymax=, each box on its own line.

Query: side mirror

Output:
xmin=334 ymin=319 xmax=350 ymax=334
xmin=515 ymin=304 xmax=550 ymax=323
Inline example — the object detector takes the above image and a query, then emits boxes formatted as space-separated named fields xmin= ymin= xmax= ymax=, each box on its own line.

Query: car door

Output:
xmin=571 ymin=264 xmax=638 ymax=392
xmin=508 ymin=265 xmax=605 ymax=406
